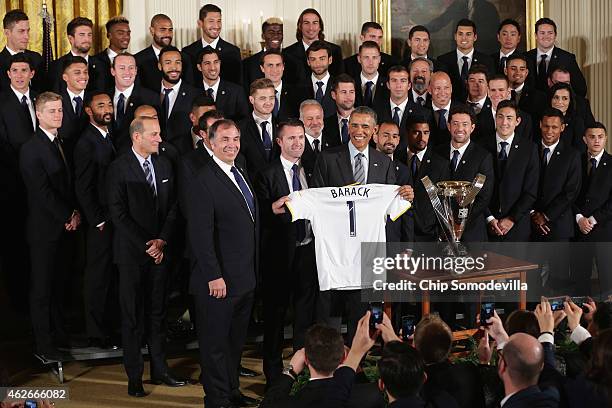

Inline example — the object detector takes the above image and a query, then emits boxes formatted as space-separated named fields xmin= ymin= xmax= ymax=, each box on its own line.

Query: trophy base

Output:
xmin=440 ymin=241 xmax=468 ymax=257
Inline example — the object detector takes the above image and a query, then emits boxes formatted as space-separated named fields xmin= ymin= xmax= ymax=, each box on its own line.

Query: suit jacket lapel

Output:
xmin=211 ymin=160 xmax=253 ymax=220
xmin=248 ymin=118 xmax=268 ymax=160
xmin=367 ymin=147 xmax=384 ymax=183
xmin=274 ymin=161 xmax=291 ymax=196
xmin=337 ymin=147 xmax=355 ymax=184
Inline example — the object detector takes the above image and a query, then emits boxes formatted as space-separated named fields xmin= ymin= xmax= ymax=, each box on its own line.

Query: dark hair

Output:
xmin=498 ymin=18 xmax=521 ymax=35
xmin=111 ymin=52 xmax=135 ymax=69
xmin=496 ymin=99 xmax=519 ymax=115
xmin=387 ymin=64 xmax=409 ymax=77
xmin=407 ymin=115 xmax=431 ymax=132
xmin=150 ymin=13 xmax=171 ymax=26
xmin=208 ymin=118 xmax=238 ymax=140
xmin=197 ymin=46 xmax=221 ymax=64
xmin=548 ymin=82 xmax=576 ymax=116
xmin=306 ymin=40 xmax=331 ymax=58
xmin=296 ymin=8 xmax=325 ymax=42
xmin=159 ymin=45 xmax=182 ymax=62
xmin=277 ymin=118 xmax=306 ymax=139
xmin=586 ymin=328 xmax=612 ymax=406
xmin=414 ymin=315 xmax=453 ymax=363
xmin=84 ymin=90 xmax=111 ymax=108
xmin=488 ymin=73 xmax=509 ymax=87
xmin=505 ymin=310 xmax=540 ymax=338
xmin=408 ymin=57 xmax=434 ymax=73
xmin=106 ymin=16 xmax=129 ymax=33
xmin=259 ymin=49 xmax=284 ymax=66
xmin=358 ymin=40 xmax=380 ymax=54
xmin=535 ymin=17 xmax=557 ymax=35
xmin=467 ymin=64 xmax=490 ymax=81
xmin=506 ymin=53 xmax=528 ymax=66
xmin=361 ymin=21 xmax=383 ymax=35
xmin=502 ymin=337 xmax=544 ymax=386
xmin=449 ymin=104 xmax=476 ymax=124
xmin=409 ymin=25 xmax=430 ymax=39
xmin=198 ymin=109 xmax=224 ymax=133
xmin=67 ymin=17 xmax=93 ymax=37
xmin=8 ymin=53 xmax=34 ymax=71
xmin=549 ymin=66 xmax=571 ymax=81
xmin=592 ymin=302 xmax=612 ymax=331
xmin=330 ymin=73 xmax=356 ymax=92
xmin=192 ymin=95 xmax=216 ymax=111
xmin=456 ymin=18 xmax=477 ymax=34
xmin=304 ymin=325 xmax=344 ymax=375
xmin=3 ymin=9 xmax=28 ymax=30
xmin=586 ymin=121 xmax=608 ymax=135
xmin=351 ymin=106 xmax=377 ymax=124
xmin=199 ymin=3 xmax=222 ymax=21
xmin=62 ymin=55 xmax=88 ymax=73
xmin=378 ymin=341 xmax=426 ymax=399
xmin=540 ymin=107 xmax=566 ymax=124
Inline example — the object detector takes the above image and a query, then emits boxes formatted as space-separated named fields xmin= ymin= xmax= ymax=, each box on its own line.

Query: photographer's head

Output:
xmin=498 ymin=333 xmax=544 ymax=393
xmin=413 ymin=314 xmax=452 ymax=364
xmin=378 ymin=341 xmax=426 ymax=403
xmin=304 ymin=324 xmax=345 ymax=377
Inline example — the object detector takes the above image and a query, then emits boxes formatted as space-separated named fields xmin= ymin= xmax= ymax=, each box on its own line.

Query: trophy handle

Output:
xmin=459 ymin=173 xmax=486 ymax=207
xmin=421 ymin=176 xmax=455 ymax=245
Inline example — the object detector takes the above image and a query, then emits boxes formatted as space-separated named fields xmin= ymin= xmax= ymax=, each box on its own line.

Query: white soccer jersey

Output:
xmin=286 ymin=184 xmax=411 ymax=290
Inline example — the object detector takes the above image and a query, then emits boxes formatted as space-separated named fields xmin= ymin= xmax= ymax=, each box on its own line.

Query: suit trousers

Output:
xmin=84 ymin=223 xmax=114 ymax=339
xmin=570 ymin=240 xmax=612 ymax=298
xmin=118 ymin=262 xmax=169 ymax=382
xmin=29 ymin=233 xmax=73 ymax=352
xmin=316 ymin=289 xmax=369 ymax=345
xmin=195 ymin=290 xmax=254 ymax=408
xmin=263 ymin=241 xmax=318 ymax=384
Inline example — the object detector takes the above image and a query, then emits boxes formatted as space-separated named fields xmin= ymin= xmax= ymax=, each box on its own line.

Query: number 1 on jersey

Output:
xmin=347 ymin=201 xmax=356 ymax=237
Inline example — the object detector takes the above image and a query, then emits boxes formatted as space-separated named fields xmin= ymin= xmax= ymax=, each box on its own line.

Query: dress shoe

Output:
xmin=150 ymin=372 xmax=188 ymax=387
xmin=232 ymin=393 xmax=261 ymax=407
xmin=128 ymin=380 xmax=146 ymax=397
xmin=238 ymin=365 xmax=260 ymax=377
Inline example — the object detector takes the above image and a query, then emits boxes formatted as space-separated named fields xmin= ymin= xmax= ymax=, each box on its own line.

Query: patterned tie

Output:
xmin=162 ymin=88 xmax=173 ymax=119
xmin=460 ymin=56 xmax=469 ymax=82
xmin=312 ymin=139 xmax=320 ymax=155
xmin=291 ymin=163 xmax=306 ymax=242
xmin=392 ymin=106 xmax=401 ymax=127
xmin=437 ymin=109 xmax=448 ymax=130
xmin=260 ymin=121 xmax=272 ymax=159
xmin=230 ymin=166 xmax=255 ymax=218
xmin=273 ymin=89 xmax=280 ymax=117
xmin=451 ymin=149 xmax=460 ymax=173
xmin=142 ymin=159 xmax=156 ymax=197
xmin=341 ymin=118 xmax=349 ymax=144
xmin=21 ymin=95 xmax=34 ymax=132
xmin=499 ymin=141 xmax=508 ymax=161
xmin=354 ymin=152 xmax=365 ymax=184
xmin=538 ymin=54 xmax=548 ymax=85
xmin=315 ymin=81 xmax=324 ymax=102
xmin=206 ymin=87 xmax=215 ymax=100
xmin=73 ymin=95 xmax=83 ymax=116
xmin=116 ymin=93 xmax=126 ymax=127
xmin=364 ymin=81 xmax=374 ymax=107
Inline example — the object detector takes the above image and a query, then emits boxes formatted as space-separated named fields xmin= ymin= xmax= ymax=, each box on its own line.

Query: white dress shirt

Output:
xmin=114 ymin=83 xmax=134 ymax=119
xmin=107 ymin=48 xmax=118 ymax=64
xmin=40 ymin=127 xmax=59 ymax=142
xmin=456 ymin=48 xmax=475 ymax=72
xmin=66 ymin=88 xmax=86 ymax=114
xmin=252 ymin=111 xmax=273 ymax=142
xmin=132 ymin=147 xmax=157 ymax=192
xmin=390 ymin=97 xmax=409 ymax=123
xmin=450 ymin=139 xmax=471 ymax=169
xmin=203 ymin=78 xmax=220 ymax=101
xmin=536 ymin=46 xmax=554 ymax=74
xmin=360 ymin=72 xmax=379 ymax=99
xmin=541 ymin=138 xmax=560 ymax=165
xmin=433 ymin=101 xmax=452 ymax=123
xmin=201 ymin=37 xmax=220 ymax=49
xmin=280 ymin=155 xmax=312 ymax=245
xmin=348 ymin=140 xmax=369 ymax=182
xmin=160 ymin=79 xmax=182 ymax=117
xmin=305 ymin=133 xmax=323 ymax=152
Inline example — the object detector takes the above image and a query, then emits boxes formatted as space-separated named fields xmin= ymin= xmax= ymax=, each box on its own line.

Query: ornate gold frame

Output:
xmin=372 ymin=0 xmax=544 ymax=54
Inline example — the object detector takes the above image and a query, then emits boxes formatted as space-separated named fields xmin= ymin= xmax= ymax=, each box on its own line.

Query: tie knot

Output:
xmin=163 ymin=88 xmax=173 ymax=96
xmin=439 ymin=108 xmax=447 ymax=115
xmin=540 ymin=54 xmax=547 ymax=61
xmin=316 ymin=81 xmax=323 ymax=88
xmin=275 ymin=89 xmax=278 ymax=95
xmin=292 ymin=163 xmax=299 ymax=173
xmin=355 ymin=152 xmax=364 ymax=159
xmin=313 ymin=139 xmax=320 ymax=149
xmin=143 ymin=158 xmax=150 ymax=167
xmin=394 ymin=106 xmax=400 ymax=113
xmin=452 ymin=150 xmax=460 ymax=158
xmin=118 ymin=93 xmax=125 ymax=101
xmin=365 ymin=81 xmax=373 ymax=88
xmin=261 ymin=121 xmax=269 ymax=127
xmin=500 ymin=141 xmax=508 ymax=148
xmin=21 ymin=95 xmax=27 ymax=103
xmin=462 ymin=56 xmax=469 ymax=62
xmin=590 ymin=157 xmax=597 ymax=167
xmin=230 ymin=166 xmax=239 ymax=176
xmin=341 ymin=118 xmax=348 ymax=125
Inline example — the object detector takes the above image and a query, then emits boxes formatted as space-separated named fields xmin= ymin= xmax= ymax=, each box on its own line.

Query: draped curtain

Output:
xmin=0 ymin=0 xmax=122 ymax=57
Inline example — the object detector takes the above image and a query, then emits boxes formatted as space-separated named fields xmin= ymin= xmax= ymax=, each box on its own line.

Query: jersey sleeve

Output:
xmin=285 ymin=189 xmax=316 ymax=222
xmin=386 ymin=192 xmax=412 ymax=222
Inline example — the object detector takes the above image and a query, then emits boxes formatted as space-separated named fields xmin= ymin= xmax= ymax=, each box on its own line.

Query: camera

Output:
xmin=369 ymin=302 xmax=384 ymax=329
xmin=480 ymin=297 xmax=495 ymax=326
xmin=401 ymin=315 xmax=415 ymax=340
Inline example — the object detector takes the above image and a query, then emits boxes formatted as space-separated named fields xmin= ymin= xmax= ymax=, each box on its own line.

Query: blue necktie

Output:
xmin=364 ymin=81 xmax=373 ymax=107
xmin=162 ymin=88 xmax=173 ymax=119
xmin=315 ymin=81 xmax=324 ymax=102
xmin=451 ymin=150 xmax=460 ymax=173
xmin=341 ymin=118 xmax=349 ymax=144
xmin=273 ymin=90 xmax=280 ymax=117
xmin=541 ymin=147 xmax=550 ymax=168
xmin=411 ymin=154 xmax=419 ymax=181
xmin=438 ymin=109 xmax=447 ymax=130
xmin=460 ymin=56 xmax=469 ymax=82
xmin=73 ymin=95 xmax=83 ymax=116
xmin=143 ymin=159 xmax=156 ymax=197
xmin=21 ymin=95 xmax=34 ymax=132
xmin=392 ymin=107 xmax=401 ymax=127
xmin=260 ymin=121 xmax=272 ymax=159
xmin=589 ymin=157 xmax=597 ymax=176
xmin=292 ymin=163 xmax=306 ymax=242
xmin=231 ymin=166 xmax=255 ymax=218
xmin=498 ymin=141 xmax=508 ymax=161
xmin=116 ymin=93 xmax=125 ymax=127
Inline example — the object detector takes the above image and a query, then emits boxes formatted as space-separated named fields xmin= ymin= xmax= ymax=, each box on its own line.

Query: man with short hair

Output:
xmin=94 ymin=16 xmax=131 ymax=91
xmin=437 ymin=19 xmax=495 ymax=102
xmin=243 ymin=18 xmax=283 ymax=91
xmin=299 ymin=99 xmax=339 ymax=178
xmin=74 ymin=91 xmax=117 ymax=349
xmin=401 ymin=25 xmax=441 ymax=71
xmin=173 ymin=95 xmax=215 ymax=155
xmin=20 ymin=92 xmax=81 ymax=361
xmin=135 ymin=14 xmax=194 ymax=92
xmin=492 ymin=19 xmax=522 ymax=74
xmin=106 ymin=116 xmax=184 ymax=397
xmin=282 ymin=8 xmax=344 ymax=84
xmin=428 ymin=71 xmax=460 ymax=147
xmin=58 ymin=56 xmax=90 ymax=152
xmin=323 ymin=74 xmax=356 ymax=145
xmin=183 ymin=3 xmax=242 ymax=85
xmin=197 ymin=46 xmax=249 ymax=122
xmin=505 ymin=54 xmax=547 ymax=127
xmin=352 ymin=41 xmax=388 ymax=110
xmin=408 ymin=57 xmax=433 ymax=108
xmin=302 ymin=40 xmax=336 ymax=118
xmin=344 ymin=21 xmax=398 ymax=78
xmin=466 ymin=65 xmax=489 ymax=115
xmin=526 ymin=17 xmax=587 ymax=97
xmin=0 ymin=9 xmax=43 ymax=92
xmin=259 ymin=50 xmax=303 ymax=121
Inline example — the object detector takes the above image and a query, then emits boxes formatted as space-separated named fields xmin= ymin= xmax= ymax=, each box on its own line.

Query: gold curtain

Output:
xmin=0 ymin=0 xmax=122 ymax=57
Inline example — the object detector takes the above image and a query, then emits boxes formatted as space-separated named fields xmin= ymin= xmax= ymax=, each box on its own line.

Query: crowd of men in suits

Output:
xmin=0 ymin=3 xmax=611 ymax=407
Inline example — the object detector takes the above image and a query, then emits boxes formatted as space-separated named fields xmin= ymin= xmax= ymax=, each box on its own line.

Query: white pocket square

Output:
xmin=162 ymin=179 xmax=169 ymax=183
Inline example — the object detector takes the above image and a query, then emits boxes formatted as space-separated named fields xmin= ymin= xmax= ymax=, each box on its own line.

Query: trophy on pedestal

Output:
xmin=421 ymin=174 xmax=486 ymax=256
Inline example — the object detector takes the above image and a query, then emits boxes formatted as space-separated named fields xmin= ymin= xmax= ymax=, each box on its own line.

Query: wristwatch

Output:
xmin=282 ymin=364 xmax=298 ymax=380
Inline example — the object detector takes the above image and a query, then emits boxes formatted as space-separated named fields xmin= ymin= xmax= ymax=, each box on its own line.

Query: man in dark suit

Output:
xmin=435 ymin=104 xmax=494 ymax=242
xmin=94 ymin=16 xmax=131 ymax=92
xmin=482 ymin=100 xmax=538 ymax=242
xmin=491 ymin=19 xmax=522 ymax=75
xmin=182 ymin=3 xmax=242 ymax=86
xmin=74 ymin=91 xmax=117 ymax=349
xmin=47 ymin=17 xmax=102 ymax=93
xmin=407 ymin=57 xmax=433 ymax=110
xmin=531 ymin=108 xmax=581 ymax=289
xmin=466 ymin=65 xmax=490 ymax=114
xmin=571 ymin=123 xmax=612 ymax=296
xmin=0 ymin=53 xmax=38 ymax=305
xmin=526 ymin=17 xmax=587 ymax=98
xmin=20 ymin=92 xmax=82 ymax=361
xmin=173 ymin=94 xmax=215 ymax=155
xmin=436 ymin=19 xmax=495 ymax=102
xmin=106 ymin=116 xmax=185 ymax=397
xmin=110 ymin=53 xmax=161 ymax=152
xmin=0 ymin=9 xmax=43 ymax=92
xmin=282 ymin=8 xmax=344 ymax=84
xmin=185 ymin=119 xmax=260 ymax=408
xmin=135 ymin=14 xmax=194 ymax=92
xmin=401 ymin=25 xmax=442 ymax=72
xmin=259 ymin=50 xmax=304 ymax=122
xmin=323 ymin=74 xmax=355 ymax=145
xmin=158 ymin=46 xmax=200 ymax=147
xmin=352 ymin=42 xmax=388 ymax=110
xmin=300 ymin=100 xmax=340 ymax=178
xmin=300 ymin=40 xmax=337 ymax=118
xmin=505 ymin=54 xmax=547 ymax=131
xmin=255 ymin=119 xmax=318 ymax=386
xmin=428 ymin=71 xmax=461 ymax=147
xmin=58 ymin=56 xmax=91 ymax=154
xmin=242 ymin=18 xmax=283 ymax=92
xmin=239 ymin=78 xmax=279 ymax=178
xmin=344 ymin=22 xmax=398 ymax=79
xmin=197 ymin=46 xmax=249 ymax=122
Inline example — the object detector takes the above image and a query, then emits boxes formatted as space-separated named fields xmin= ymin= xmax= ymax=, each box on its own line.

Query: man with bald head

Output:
xmin=429 ymin=71 xmax=460 ymax=146
xmin=133 ymin=104 xmax=179 ymax=165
